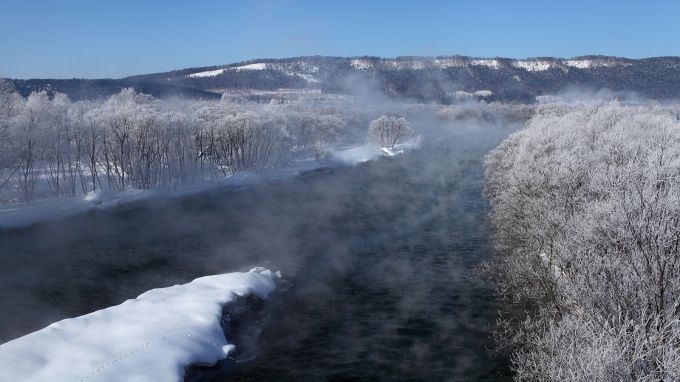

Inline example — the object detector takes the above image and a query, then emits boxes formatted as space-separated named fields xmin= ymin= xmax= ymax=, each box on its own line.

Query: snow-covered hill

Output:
xmin=11 ymin=55 xmax=680 ymax=102
xmin=182 ymin=55 xmax=638 ymax=82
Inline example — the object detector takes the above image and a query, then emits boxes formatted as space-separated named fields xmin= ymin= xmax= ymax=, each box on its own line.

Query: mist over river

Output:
xmin=0 ymin=129 xmax=512 ymax=381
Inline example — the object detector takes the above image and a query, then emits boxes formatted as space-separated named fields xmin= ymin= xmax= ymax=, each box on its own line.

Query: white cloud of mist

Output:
xmin=539 ymin=85 xmax=644 ymax=104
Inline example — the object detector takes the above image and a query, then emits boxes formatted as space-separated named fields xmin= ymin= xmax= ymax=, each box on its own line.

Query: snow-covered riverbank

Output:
xmin=0 ymin=143 xmax=416 ymax=230
xmin=0 ymin=269 xmax=277 ymax=382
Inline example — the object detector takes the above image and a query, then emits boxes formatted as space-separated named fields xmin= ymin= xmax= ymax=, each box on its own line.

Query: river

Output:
xmin=0 ymin=132 xmax=512 ymax=381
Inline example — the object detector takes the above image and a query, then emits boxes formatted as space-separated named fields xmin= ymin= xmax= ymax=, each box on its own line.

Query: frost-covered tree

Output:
xmin=100 ymin=88 xmax=157 ymax=190
xmin=0 ymin=78 xmax=21 ymax=137
xmin=194 ymin=101 xmax=290 ymax=177
xmin=0 ymin=86 xmax=460 ymax=204
xmin=0 ymin=78 xmax=22 ymax=194
xmin=41 ymin=93 xmax=75 ymax=197
xmin=367 ymin=115 xmax=412 ymax=148
xmin=482 ymin=101 xmax=680 ymax=380
xmin=217 ymin=107 xmax=288 ymax=173
xmin=14 ymin=91 xmax=53 ymax=201
xmin=155 ymin=108 xmax=196 ymax=189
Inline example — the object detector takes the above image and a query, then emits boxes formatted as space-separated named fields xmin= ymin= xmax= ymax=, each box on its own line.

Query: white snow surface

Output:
xmin=471 ymin=59 xmax=500 ymax=69
xmin=565 ymin=59 xmax=608 ymax=69
xmin=350 ymin=59 xmax=374 ymax=70
xmin=0 ymin=269 xmax=277 ymax=382
xmin=473 ymin=90 xmax=493 ymax=97
xmin=296 ymin=72 xmax=320 ymax=83
xmin=335 ymin=142 xmax=419 ymax=162
xmin=332 ymin=144 xmax=381 ymax=163
xmin=384 ymin=60 xmax=425 ymax=70
xmin=186 ymin=63 xmax=266 ymax=78
xmin=187 ymin=57 xmax=632 ymax=78
xmin=231 ymin=63 xmax=267 ymax=71
xmin=187 ymin=69 xmax=227 ymax=78
xmin=513 ymin=60 xmax=553 ymax=71
xmin=432 ymin=58 xmax=467 ymax=69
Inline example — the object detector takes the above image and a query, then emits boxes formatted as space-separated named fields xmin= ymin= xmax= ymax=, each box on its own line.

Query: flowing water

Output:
xmin=0 ymin=134 xmax=512 ymax=381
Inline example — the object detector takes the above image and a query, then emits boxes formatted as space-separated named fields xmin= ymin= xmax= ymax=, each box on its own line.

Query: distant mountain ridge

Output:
xmin=9 ymin=55 xmax=680 ymax=102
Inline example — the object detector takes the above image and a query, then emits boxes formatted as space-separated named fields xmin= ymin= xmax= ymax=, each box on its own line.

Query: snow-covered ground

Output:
xmin=513 ymin=60 xmax=553 ymax=71
xmin=186 ymin=63 xmax=267 ymax=78
xmin=187 ymin=68 xmax=228 ymax=78
xmin=471 ymin=59 xmax=500 ymax=69
xmin=0 ymin=268 xmax=277 ymax=382
xmin=231 ymin=62 xmax=267 ymax=71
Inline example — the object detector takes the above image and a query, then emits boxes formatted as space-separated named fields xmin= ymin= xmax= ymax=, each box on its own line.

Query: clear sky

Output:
xmin=1 ymin=0 xmax=678 ymax=79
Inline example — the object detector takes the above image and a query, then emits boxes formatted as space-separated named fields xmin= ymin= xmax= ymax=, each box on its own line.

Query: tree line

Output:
xmin=482 ymin=101 xmax=680 ymax=380
xmin=0 ymin=76 xmax=533 ymax=204
xmin=0 ymin=81 xmax=374 ymax=203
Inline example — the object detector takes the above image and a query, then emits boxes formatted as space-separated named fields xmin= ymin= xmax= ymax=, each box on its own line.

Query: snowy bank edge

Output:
xmin=0 ymin=142 xmax=419 ymax=230
xmin=0 ymin=268 xmax=277 ymax=382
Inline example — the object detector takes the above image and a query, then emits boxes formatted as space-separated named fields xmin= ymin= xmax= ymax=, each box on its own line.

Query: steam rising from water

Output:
xmin=189 ymin=129 xmax=515 ymax=380
xmin=0 ymin=99 xmax=517 ymax=379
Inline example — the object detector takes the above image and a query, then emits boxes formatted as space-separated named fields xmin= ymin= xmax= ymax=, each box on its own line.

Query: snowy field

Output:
xmin=0 ymin=269 xmax=277 ymax=382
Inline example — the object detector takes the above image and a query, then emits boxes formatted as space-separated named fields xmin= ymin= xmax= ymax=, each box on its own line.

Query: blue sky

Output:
xmin=1 ymin=0 xmax=678 ymax=79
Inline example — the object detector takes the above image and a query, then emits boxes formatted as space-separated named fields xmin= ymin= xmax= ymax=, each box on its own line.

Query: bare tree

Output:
xmin=368 ymin=115 xmax=412 ymax=148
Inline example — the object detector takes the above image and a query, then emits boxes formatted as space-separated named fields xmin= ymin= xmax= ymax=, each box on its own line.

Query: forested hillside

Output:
xmin=8 ymin=55 xmax=680 ymax=103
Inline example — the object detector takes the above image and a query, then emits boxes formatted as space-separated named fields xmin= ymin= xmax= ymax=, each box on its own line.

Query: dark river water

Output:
xmin=0 ymin=133 xmax=512 ymax=381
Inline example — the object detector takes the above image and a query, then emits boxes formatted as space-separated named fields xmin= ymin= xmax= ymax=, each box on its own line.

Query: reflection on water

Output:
xmin=0 ymin=137 xmax=511 ymax=381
